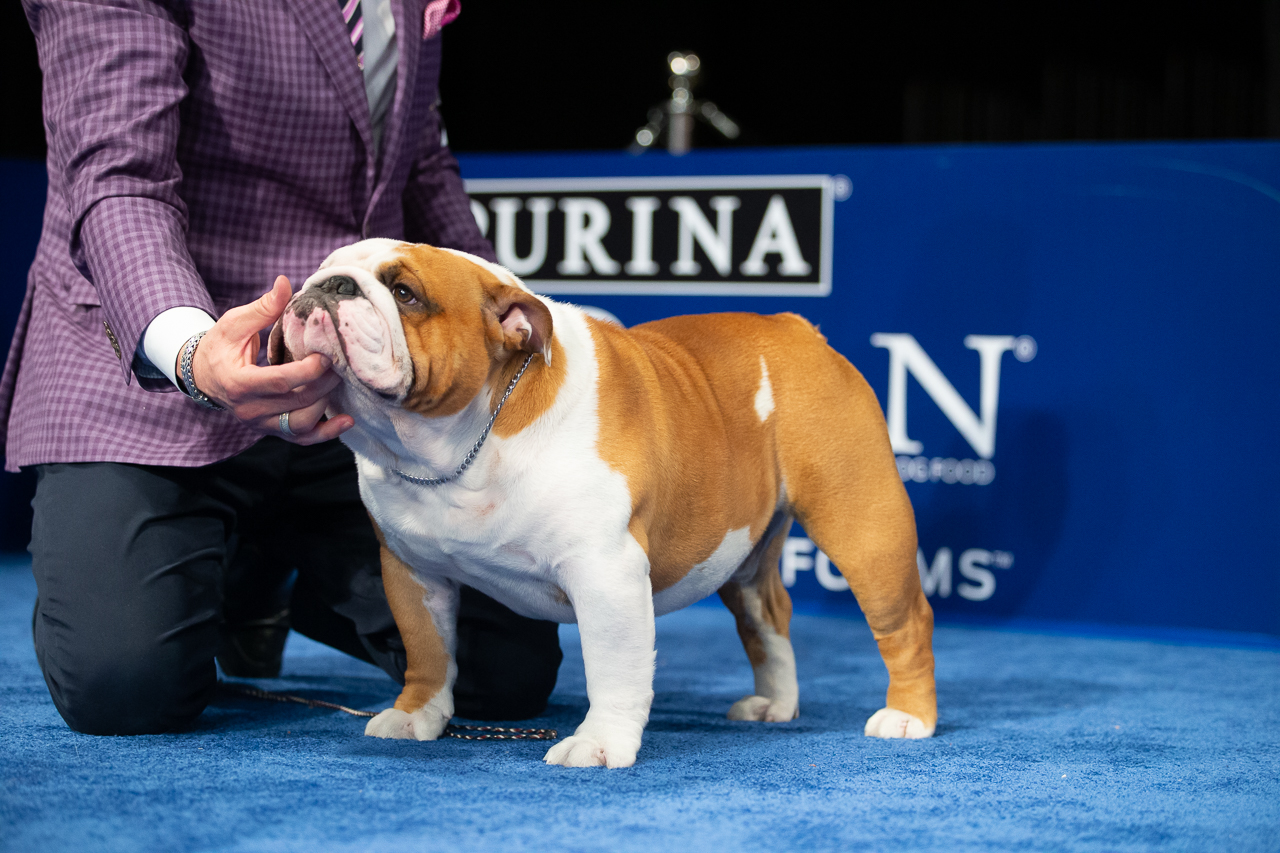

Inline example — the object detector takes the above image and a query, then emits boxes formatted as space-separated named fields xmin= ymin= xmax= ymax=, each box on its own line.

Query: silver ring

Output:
xmin=279 ymin=411 xmax=295 ymax=437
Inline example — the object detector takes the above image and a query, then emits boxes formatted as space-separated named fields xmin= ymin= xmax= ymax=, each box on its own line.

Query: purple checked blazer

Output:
xmin=1 ymin=0 xmax=494 ymax=471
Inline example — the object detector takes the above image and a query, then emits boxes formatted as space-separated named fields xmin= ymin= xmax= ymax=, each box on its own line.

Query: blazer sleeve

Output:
xmin=400 ymin=38 xmax=497 ymax=263
xmin=27 ymin=0 xmax=215 ymax=386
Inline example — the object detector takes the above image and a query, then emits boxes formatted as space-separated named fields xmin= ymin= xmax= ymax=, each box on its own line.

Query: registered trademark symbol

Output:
xmin=831 ymin=174 xmax=853 ymax=201
xmin=1014 ymin=335 xmax=1037 ymax=362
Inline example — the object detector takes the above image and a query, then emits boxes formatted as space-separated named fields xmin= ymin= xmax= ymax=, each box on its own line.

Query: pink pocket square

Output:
xmin=423 ymin=0 xmax=460 ymax=39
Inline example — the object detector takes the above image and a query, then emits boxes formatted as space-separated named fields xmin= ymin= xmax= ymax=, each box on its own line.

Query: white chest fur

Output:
xmin=352 ymin=306 xmax=636 ymax=623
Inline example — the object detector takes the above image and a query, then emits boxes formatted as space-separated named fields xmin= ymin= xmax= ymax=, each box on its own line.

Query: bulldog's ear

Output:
xmin=485 ymin=282 xmax=553 ymax=364
xmin=267 ymin=319 xmax=293 ymax=366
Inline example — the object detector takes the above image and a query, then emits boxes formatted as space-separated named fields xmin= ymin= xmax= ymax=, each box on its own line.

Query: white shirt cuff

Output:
xmin=142 ymin=307 xmax=217 ymax=389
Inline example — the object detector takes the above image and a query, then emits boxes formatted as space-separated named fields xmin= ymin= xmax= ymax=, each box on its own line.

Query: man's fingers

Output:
xmin=188 ymin=284 xmax=304 ymax=410
xmin=220 ymin=353 xmax=335 ymax=405
xmin=231 ymin=370 xmax=342 ymax=420
xmin=291 ymin=414 xmax=355 ymax=445
xmin=247 ymin=352 xmax=335 ymax=396
xmin=217 ymin=275 xmax=294 ymax=341
xmin=274 ymin=394 xmax=329 ymax=436
xmin=267 ymin=401 xmax=354 ymax=446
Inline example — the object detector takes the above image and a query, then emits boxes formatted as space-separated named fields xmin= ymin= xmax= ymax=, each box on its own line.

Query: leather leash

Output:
xmin=218 ymin=680 xmax=558 ymax=741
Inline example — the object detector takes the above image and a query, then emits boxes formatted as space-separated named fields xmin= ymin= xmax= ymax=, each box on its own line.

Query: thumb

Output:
xmin=219 ymin=276 xmax=294 ymax=340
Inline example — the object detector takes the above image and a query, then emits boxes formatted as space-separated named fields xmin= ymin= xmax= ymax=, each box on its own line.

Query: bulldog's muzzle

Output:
xmin=283 ymin=275 xmax=363 ymax=333
xmin=268 ymin=271 xmax=411 ymax=400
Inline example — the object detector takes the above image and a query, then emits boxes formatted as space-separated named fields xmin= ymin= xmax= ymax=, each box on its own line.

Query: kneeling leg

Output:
xmin=30 ymin=462 xmax=226 ymax=735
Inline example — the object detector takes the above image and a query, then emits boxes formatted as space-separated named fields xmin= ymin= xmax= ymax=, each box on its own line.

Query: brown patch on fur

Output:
xmin=627 ymin=517 xmax=649 ymax=558
xmin=377 ymin=537 xmax=450 ymax=714
xmin=588 ymin=314 xmax=785 ymax=593
xmin=378 ymin=245 xmax=560 ymax=424
xmin=490 ymin=335 xmax=566 ymax=438
xmin=754 ymin=527 xmax=794 ymax=639
xmin=717 ymin=583 xmax=766 ymax=666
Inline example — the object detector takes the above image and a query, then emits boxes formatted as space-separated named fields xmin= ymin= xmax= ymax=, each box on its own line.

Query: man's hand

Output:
xmin=187 ymin=276 xmax=354 ymax=445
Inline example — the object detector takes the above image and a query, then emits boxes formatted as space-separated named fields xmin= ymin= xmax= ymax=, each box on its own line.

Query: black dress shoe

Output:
xmin=217 ymin=609 xmax=291 ymax=678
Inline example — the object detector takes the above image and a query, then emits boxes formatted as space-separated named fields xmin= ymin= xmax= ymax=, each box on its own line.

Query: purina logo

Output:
xmin=870 ymin=333 xmax=1038 ymax=486
xmin=463 ymin=176 xmax=834 ymax=296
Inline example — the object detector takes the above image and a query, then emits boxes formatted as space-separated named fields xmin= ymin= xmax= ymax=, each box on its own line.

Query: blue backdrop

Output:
xmin=2 ymin=142 xmax=1276 ymax=637
xmin=458 ymin=142 xmax=1280 ymax=638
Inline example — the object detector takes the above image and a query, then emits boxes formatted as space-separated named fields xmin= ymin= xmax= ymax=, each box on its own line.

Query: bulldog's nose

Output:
xmin=317 ymin=275 xmax=359 ymax=297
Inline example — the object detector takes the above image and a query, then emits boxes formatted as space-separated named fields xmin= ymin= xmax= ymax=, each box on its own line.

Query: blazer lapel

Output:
xmin=283 ymin=0 xmax=376 ymax=177
xmin=367 ymin=0 xmax=425 ymax=215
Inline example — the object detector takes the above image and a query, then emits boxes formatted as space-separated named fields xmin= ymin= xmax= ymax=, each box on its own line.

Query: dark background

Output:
xmin=2 ymin=0 xmax=1278 ymax=160
xmin=0 ymin=0 xmax=1276 ymax=551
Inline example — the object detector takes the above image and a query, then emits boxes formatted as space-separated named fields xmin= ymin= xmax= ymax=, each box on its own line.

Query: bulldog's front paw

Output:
xmin=543 ymin=733 xmax=638 ymax=769
xmin=364 ymin=706 xmax=449 ymax=741
xmin=727 ymin=695 xmax=798 ymax=722
xmin=864 ymin=707 xmax=934 ymax=739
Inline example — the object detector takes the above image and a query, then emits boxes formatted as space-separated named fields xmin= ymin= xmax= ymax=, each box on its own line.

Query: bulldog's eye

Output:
xmin=392 ymin=284 xmax=418 ymax=305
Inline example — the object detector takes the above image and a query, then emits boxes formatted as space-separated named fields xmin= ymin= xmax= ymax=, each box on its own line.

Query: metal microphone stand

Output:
xmin=630 ymin=52 xmax=741 ymax=155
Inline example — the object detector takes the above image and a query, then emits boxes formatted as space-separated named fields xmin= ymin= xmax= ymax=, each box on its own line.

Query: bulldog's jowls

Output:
xmin=269 ymin=239 xmax=937 ymax=768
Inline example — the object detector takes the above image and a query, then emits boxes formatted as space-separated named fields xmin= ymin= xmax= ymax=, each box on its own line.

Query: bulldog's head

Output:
xmin=268 ymin=239 xmax=552 ymax=419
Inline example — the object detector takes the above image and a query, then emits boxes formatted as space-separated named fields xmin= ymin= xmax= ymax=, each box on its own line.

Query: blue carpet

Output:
xmin=1 ymin=556 xmax=1277 ymax=852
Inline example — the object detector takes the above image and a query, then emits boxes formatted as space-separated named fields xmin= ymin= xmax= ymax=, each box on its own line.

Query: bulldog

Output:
xmin=269 ymin=239 xmax=937 ymax=768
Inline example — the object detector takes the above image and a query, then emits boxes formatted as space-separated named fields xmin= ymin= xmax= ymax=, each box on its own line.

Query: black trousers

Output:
xmin=29 ymin=437 xmax=561 ymax=735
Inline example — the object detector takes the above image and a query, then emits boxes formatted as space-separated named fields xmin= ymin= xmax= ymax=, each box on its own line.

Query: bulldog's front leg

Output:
xmin=545 ymin=547 xmax=655 ymax=769
xmin=364 ymin=543 xmax=458 ymax=741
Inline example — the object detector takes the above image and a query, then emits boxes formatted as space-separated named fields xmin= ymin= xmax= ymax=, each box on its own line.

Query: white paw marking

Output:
xmin=727 ymin=695 xmax=798 ymax=722
xmin=364 ymin=706 xmax=449 ymax=741
xmin=543 ymin=734 xmax=637 ymax=769
xmin=863 ymin=707 xmax=935 ymax=739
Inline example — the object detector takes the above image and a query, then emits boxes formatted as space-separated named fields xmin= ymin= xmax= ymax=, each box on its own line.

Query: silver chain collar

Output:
xmin=392 ymin=353 xmax=535 ymax=487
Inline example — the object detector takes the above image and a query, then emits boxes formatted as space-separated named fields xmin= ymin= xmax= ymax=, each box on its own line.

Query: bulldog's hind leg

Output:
xmin=775 ymin=343 xmax=937 ymax=739
xmin=795 ymin=463 xmax=936 ymax=737
xmin=718 ymin=518 xmax=799 ymax=722
xmin=364 ymin=542 xmax=458 ymax=741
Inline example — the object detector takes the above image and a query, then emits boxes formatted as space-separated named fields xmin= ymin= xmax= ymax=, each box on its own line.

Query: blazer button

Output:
xmin=103 ymin=321 xmax=122 ymax=360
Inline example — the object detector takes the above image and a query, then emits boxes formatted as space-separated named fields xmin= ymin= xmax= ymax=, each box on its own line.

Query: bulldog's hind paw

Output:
xmin=864 ymin=707 xmax=935 ymax=739
xmin=727 ymin=695 xmax=798 ymax=722
xmin=543 ymin=734 xmax=637 ymax=769
xmin=364 ymin=706 xmax=449 ymax=741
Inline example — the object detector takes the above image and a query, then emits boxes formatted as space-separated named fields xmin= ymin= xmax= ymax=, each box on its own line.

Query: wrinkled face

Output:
xmin=268 ymin=239 xmax=552 ymax=418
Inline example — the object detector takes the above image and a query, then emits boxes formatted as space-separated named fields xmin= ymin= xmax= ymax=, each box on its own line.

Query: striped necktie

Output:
xmin=340 ymin=0 xmax=365 ymax=70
